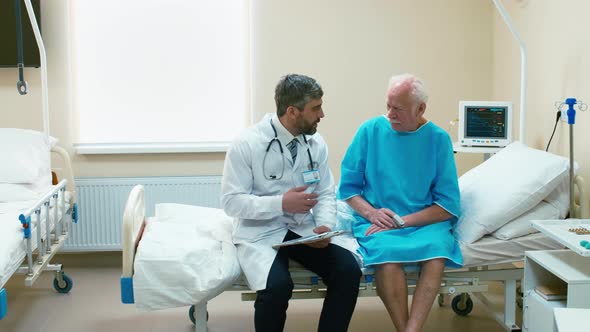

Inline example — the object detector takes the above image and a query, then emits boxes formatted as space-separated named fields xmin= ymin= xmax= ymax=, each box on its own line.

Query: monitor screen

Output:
xmin=0 ymin=0 xmax=41 ymax=68
xmin=458 ymin=101 xmax=512 ymax=147
xmin=464 ymin=106 xmax=508 ymax=139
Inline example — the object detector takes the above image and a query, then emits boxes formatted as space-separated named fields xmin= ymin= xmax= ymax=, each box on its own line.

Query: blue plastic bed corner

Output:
xmin=0 ymin=288 xmax=7 ymax=320
xmin=120 ymin=277 xmax=134 ymax=304
xmin=18 ymin=215 xmax=31 ymax=239
xmin=72 ymin=203 xmax=79 ymax=223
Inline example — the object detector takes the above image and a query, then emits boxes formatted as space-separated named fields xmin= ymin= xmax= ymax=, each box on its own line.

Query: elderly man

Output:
xmin=338 ymin=74 xmax=463 ymax=332
xmin=221 ymin=74 xmax=361 ymax=332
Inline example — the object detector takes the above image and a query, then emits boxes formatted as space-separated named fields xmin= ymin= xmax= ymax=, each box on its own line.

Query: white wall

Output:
xmin=0 ymin=0 xmax=493 ymax=179
xmin=492 ymin=0 xmax=590 ymax=203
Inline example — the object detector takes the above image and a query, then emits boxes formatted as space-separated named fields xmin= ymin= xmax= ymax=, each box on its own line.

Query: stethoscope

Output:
xmin=263 ymin=119 xmax=314 ymax=180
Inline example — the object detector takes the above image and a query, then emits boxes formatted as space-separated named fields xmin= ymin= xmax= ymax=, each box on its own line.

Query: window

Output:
xmin=70 ymin=0 xmax=249 ymax=154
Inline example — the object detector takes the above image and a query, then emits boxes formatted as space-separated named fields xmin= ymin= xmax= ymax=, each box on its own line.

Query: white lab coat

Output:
xmin=221 ymin=113 xmax=359 ymax=290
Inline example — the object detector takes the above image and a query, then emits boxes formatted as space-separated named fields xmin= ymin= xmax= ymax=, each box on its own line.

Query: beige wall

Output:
xmin=1 ymin=0 xmax=492 ymax=179
xmin=492 ymin=0 xmax=590 ymax=201
xmin=252 ymin=0 xmax=492 ymax=178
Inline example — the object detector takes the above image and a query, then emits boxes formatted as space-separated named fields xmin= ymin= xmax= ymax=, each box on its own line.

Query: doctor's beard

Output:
xmin=297 ymin=118 xmax=319 ymax=135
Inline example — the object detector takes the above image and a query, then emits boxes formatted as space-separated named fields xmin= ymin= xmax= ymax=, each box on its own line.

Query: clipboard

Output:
xmin=272 ymin=230 xmax=348 ymax=249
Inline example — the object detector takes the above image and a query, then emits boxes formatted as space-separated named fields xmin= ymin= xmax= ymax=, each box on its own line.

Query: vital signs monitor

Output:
xmin=458 ymin=101 xmax=513 ymax=147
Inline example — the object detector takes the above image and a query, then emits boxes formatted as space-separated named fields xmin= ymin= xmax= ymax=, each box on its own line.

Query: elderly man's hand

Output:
xmin=365 ymin=224 xmax=391 ymax=236
xmin=305 ymin=225 xmax=331 ymax=248
xmin=367 ymin=208 xmax=397 ymax=229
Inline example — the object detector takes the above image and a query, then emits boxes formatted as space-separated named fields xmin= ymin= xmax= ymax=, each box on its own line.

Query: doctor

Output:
xmin=221 ymin=74 xmax=361 ymax=332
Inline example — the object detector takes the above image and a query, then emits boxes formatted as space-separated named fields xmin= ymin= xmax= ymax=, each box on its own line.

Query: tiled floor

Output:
xmin=0 ymin=253 xmax=517 ymax=332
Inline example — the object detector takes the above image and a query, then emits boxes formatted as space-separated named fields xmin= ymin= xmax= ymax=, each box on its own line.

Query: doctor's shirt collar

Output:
xmin=271 ymin=113 xmax=308 ymax=146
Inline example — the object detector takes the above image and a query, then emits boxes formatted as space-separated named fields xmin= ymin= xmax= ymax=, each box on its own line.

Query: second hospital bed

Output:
xmin=119 ymin=144 xmax=588 ymax=332
xmin=0 ymin=129 xmax=78 ymax=321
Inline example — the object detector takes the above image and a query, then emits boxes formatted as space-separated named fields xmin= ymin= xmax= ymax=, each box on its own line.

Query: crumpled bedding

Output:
xmin=133 ymin=200 xmax=367 ymax=311
xmin=132 ymin=203 xmax=241 ymax=312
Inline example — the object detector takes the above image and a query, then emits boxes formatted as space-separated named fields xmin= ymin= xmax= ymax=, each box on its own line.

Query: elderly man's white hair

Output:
xmin=387 ymin=74 xmax=429 ymax=104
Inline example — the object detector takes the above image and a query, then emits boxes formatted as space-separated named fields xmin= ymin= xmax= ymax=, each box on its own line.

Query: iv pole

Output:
xmin=561 ymin=98 xmax=588 ymax=218
xmin=565 ymin=98 xmax=577 ymax=216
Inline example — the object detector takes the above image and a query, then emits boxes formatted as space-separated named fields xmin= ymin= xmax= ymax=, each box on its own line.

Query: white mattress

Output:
xmin=0 ymin=189 xmax=72 ymax=287
xmin=461 ymin=232 xmax=564 ymax=267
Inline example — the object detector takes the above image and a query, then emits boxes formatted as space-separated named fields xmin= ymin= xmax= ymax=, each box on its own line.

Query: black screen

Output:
xmin=465 ymin=106 xmax=507 ymax=139
xmin=0 ymin=0 xmax=41 ymax=68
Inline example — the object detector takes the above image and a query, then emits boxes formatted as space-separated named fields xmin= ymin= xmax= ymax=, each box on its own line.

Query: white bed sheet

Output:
xmin=133 ymin=206 xmax=241 ymax=312
xmin=130 ymin=201 xmax=567 ymax=313
xmin=461 ymin=232 xmax=564 ymax=268
xmin=335 ymin=199 xmax=565 ymax=268
xmin=0 ymin=190 xmax=72 ymax=287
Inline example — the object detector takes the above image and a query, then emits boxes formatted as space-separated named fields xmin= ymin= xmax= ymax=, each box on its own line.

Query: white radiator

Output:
xmin=63 ymin=176 xmax=222 ymax=251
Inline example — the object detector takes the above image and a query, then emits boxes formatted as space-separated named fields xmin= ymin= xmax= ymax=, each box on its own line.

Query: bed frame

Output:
xmin=120 ymin=180 xmax=589 ymax=332
xmin=0 ymin=146 xmax=78 ymax=320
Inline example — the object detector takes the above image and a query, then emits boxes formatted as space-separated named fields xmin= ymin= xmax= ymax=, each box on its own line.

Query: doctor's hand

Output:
xmin=282 ymin=186 xmax=318 ymax=214
xmin=306 ymin=225 xmax=331 ymax=248
xmin=367 ymin=208 xmax=396 ymax=229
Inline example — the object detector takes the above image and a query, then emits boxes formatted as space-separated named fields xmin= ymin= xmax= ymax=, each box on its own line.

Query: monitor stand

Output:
xmin=453 ymin=142 xmax=504 ymax=161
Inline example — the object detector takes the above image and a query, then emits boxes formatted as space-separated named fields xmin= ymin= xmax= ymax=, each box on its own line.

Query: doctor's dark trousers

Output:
xmin=254 ymin=230 xmax=361 ymax=332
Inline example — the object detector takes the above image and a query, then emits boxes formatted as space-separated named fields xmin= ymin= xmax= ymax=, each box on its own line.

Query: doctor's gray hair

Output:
xmin=388 ymin=74 xmax=429 ymax=105
xmin=275 ymin=74 xmax=323 ymax=117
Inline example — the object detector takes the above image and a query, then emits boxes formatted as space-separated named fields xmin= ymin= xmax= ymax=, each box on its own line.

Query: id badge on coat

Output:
xmin=302 ymin=169 xmax=320 ymax=185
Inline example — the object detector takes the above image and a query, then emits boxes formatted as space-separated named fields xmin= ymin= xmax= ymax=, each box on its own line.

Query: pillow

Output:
xmin=455 ymin=141 xmax=569 ymax=244
xmin=154 ymin=203 xmax=234 ymax=243
xmin=492 ymin=171 xmax=574 ymax=241
xmin=0 ymin=129 xmax=54 ymax=188
xmin=542 ymin=165 xmax=576 ymax=218
xmin=48 ymin=136 xmax=59 ymax=148
xmin=492 ymin=201 xmax=559 ymax=240
xmin=0 ymin=183 xmax=39 ymax=202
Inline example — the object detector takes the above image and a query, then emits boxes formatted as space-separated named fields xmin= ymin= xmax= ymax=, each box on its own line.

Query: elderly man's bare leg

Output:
xmin=406 ymin=258 xmax=445 ymax=332
xmin=375 ymin=263 xmax=409 ymax=331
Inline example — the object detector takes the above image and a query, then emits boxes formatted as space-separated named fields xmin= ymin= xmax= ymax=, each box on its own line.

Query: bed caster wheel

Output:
xmin=189 ymin=305 xmax=209 ymax=325
xmin=451 ymin=294 xmax=473 ymax=316
xmin=53 ymin=272 xmax=73 ymax=294
xmin=437 ymin=294 xmax=445 ymax=307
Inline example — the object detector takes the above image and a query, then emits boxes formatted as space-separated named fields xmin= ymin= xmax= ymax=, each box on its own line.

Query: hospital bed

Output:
xmin=119 ymin=143 xmax=588 ymax=332
xmin=0 ymin=130 xmax=78 ymax=320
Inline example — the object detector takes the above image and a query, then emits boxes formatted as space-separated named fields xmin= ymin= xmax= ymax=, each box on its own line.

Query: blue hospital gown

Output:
xmin=338 ymin=116 xmax=463 ymax=268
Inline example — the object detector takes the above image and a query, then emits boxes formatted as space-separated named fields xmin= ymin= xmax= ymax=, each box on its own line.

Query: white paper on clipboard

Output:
xmin=272 ymin=230 xmax=348 ymax=249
